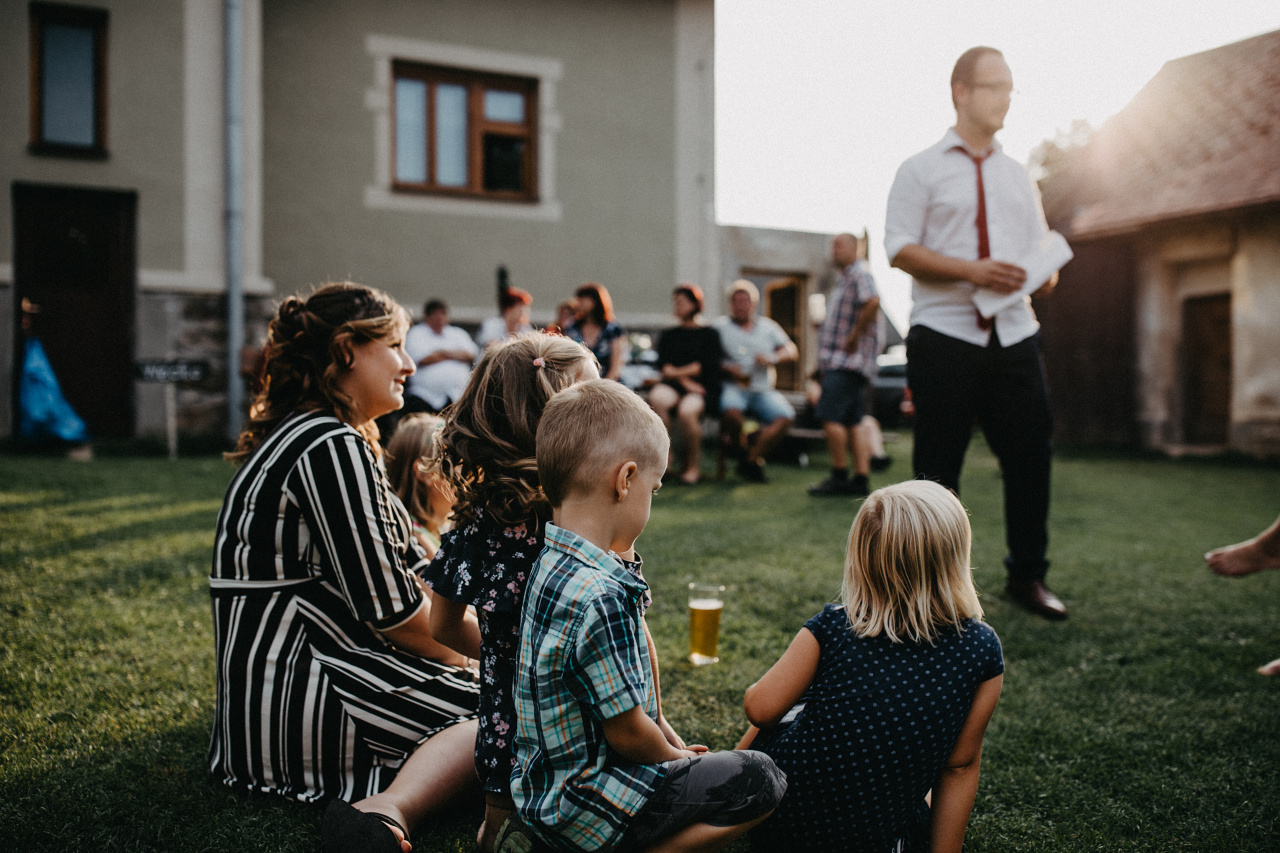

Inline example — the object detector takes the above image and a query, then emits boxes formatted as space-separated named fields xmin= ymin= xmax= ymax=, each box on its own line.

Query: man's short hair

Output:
xmin=423 ymin=298 xmax=448 ymax=317
xmin=537 ymin=379 xmax=669 ymax=507
xmin=728 ymin=279 xmax=759 ymax=304
xmin=950 ymin=46 xmax=1003 ymax=105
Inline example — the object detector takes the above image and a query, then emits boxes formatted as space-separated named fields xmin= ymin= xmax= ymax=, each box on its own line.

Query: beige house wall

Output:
xmin=261 ymin=0 xmax=713 ymax=329
xmin=2 ymin=0 xmax=267 ymax=439
xmin=1132 ymin=215 xmax=1280 ymax=456
xmin=0 ymin=0 xmax=188 ymax=278
xmin=2 ymin=0 xmax=718 ymax=441
xmin=0 ymin=0 xmax=269 ymax=294
xmin=1232 ymin=217 xmax=1280 ymax=454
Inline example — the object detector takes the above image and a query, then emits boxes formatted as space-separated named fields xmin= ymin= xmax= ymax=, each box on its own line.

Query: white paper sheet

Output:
xmin=971 ymin=231 xmax=1074 ymax=319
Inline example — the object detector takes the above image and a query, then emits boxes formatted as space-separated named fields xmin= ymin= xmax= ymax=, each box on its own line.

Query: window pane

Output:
xmin=483 ymin=90 xmax=525 ymax=123
xmin=42 ymin=23 xmax=96 ymax=146
xmin=394 ymin=78 xmax=427 ymax=183
xmin=435 ymin=83 xmax=468 ymax=187
xmin=483 ymin=134 xmax=525 ymax=192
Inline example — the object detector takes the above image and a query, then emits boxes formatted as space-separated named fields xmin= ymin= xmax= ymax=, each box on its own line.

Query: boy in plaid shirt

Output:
xmin=499 ymin=380 xmax=785 ymax=853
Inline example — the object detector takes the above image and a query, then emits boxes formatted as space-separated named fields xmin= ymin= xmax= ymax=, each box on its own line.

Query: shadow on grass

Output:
xmin=0 ymin=715 xmax=487 ymax=853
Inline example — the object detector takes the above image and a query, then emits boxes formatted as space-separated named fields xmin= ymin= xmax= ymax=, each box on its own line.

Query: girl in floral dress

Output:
xmin=421 ymin=334 xmax=597 ymax=852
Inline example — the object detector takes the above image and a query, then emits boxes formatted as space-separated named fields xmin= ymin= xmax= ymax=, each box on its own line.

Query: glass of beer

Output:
xmin=688 ymin=582 xmax=725 ymax=665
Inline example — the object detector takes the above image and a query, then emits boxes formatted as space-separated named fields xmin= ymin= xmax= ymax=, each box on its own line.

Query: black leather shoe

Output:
xmin=737 ymin=458 xmax=768 ymax=483
xmin=1005 ymin=579 xmax=1068 ymax=620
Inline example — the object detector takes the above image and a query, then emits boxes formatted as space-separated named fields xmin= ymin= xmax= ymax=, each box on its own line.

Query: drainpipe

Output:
xmin=224 ymin=0 xmax=245 ymax=441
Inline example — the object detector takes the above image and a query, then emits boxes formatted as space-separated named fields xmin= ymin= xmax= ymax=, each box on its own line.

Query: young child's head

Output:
xmin=842 ymin=479 xmax=982 ymax=643
xmin=437 ymin=333 xmax=597 ymax=525
xmin=538 ymin=380 xmax=669 ymax=544
xmin=386 ymin=413 xmax=453 ymax=530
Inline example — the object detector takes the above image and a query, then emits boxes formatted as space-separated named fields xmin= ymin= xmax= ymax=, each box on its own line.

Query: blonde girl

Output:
xmin=420 ymin=333 xmax=597 ymax=852
xmin=386 ymin=413 xmax=454 ymax=560
xmin=739 ymin=480 xmax=1004 ymax=853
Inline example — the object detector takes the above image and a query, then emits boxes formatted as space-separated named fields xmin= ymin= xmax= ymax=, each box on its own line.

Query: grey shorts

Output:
xmin=617 ymin=750 xmax=786 ymax=851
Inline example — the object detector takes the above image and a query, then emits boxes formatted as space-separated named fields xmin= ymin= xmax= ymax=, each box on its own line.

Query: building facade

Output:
xmin=1039 ymin=29 xmax=1280 ymax=457
xmin=2 ymin=0 xmax=717 ymax=443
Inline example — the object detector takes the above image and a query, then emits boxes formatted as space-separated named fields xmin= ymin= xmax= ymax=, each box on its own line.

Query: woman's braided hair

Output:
xmin=228 ymin=281 xmax=408 ymax=462
xmin=433 ymin=333 xmax=592 ymax=527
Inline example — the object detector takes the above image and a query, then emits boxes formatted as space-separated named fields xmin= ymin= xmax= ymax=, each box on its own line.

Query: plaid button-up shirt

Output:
xmin=511 ymin=524 xmax=663 ymax=852
xmin=817 ymin=259 xmax=881 ymax=379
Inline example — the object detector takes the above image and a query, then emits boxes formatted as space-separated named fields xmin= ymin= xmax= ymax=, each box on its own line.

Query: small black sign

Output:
xmin=134 ymin=359 xmax=210 ymax=383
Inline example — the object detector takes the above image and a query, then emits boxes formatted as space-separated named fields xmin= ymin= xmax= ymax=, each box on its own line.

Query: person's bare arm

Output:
xmin=735 ymin=724 xmax=760 ymax=750
xmin=661 ymin=361 xmax=701 ymax=380
xmin=1032 ymin=271 xmax=1059 ymax=299
xmin=844 ymin=297 xmax=882 ymax=353
xmin=757 ymin=339 xmax=799 ymax=367
xmin=891 ymin=244 xmax=1025 ymax=294
xmin=743 ymin=627 xmax=820 ymax=728
xmin=602 ymin=705 xmax=700 ymax=764
xmin=606 ymin=336 xmax=627 ymax=381
xmin=426 ymin=594 xmax=482 ymax=660
xmin=643 ymin=618 xmax=704 ymax=753
xmin=417 ymin=348 xmax=473 ymax=367
xmin=930 ymin=675 xmax=1003 ymax=853
xmin=380 ymin=591 xmax=471 ymax=667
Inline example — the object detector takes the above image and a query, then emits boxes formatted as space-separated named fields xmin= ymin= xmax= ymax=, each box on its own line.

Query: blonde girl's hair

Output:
xmin=841 ymin=479 xmax=983 ymax=643
xmin=434 ymin=333 xmax=592 ymax=526
xmin=385 ymin=413 xmax=446 ymax=525
xmin=228 ymin=282 xmax=409 ymax=462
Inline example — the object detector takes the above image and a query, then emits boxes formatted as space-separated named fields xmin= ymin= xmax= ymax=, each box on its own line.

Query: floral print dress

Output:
xmin=421 ymin=504 xmax=545 ymax=793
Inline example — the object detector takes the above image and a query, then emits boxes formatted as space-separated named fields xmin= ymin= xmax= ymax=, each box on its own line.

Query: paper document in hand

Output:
xmin=972 ymin=231 xmax=1074 ymax=319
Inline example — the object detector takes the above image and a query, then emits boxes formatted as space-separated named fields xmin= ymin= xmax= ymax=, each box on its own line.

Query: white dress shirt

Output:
xmin=404 ymin=322 xmax=477 ymax=410
xmin=885 ymin=127 xmax=1049 ymax=347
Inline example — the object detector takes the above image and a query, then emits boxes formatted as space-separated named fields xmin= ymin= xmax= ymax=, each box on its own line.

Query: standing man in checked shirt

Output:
xmin=808 ymin=232 xmax=882 ymax=498
xmin=884 ymin=46 xmax=1065 ymax=620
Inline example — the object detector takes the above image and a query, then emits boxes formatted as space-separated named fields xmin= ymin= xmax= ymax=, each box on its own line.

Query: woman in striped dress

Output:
xmin=209 ymin=282 xmax=480 ymax=853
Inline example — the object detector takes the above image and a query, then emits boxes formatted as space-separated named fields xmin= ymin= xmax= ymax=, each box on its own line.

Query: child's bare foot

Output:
xmin=1257 ymin=658 xmax=1280 ymax=676
xmin=1205 ymin=535 xmax=1280 ymax=576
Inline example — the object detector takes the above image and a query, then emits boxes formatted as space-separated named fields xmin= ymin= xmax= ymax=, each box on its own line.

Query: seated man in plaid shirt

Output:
xmin=499 ymin=380 xmax=785 ymax=853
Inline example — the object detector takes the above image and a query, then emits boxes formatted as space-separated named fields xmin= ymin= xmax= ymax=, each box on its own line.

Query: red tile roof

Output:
xmin=1070 ymin=29 xmax=1280 ymax=238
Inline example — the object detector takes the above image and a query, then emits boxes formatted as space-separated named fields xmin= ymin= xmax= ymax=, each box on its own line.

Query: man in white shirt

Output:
xmin=404 ymin=299 xmax=477 ymax=414
xmin=884 ymin=46 xmax=1065 ymax=620
xmin=715 ymin=280 xmax=798 ymax=483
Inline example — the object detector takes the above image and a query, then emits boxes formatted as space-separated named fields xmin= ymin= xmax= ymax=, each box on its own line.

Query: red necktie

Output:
xmin=958 ymin=148 xmax=994 ymax=332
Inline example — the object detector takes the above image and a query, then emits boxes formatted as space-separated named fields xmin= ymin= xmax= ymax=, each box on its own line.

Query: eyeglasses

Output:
xmin=967 ymin=81 xmax=1016 ymax=96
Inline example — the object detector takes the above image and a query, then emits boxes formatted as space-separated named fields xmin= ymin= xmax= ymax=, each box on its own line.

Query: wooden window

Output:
xmin=392 ymin=61 xmax=538 ymax=200
xmin=29 ymin=2 xmax=109 ymax=158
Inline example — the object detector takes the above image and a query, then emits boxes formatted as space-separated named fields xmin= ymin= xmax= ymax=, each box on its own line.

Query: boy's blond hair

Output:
xmin=537 ymin=380 xmax=669 ymax=507
xmin=841 ymin=479 xmax=983 ymax=643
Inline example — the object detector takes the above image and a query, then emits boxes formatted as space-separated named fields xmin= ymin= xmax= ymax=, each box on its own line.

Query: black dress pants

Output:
xmin=906 ymin=325 xmax=1052 ymax=582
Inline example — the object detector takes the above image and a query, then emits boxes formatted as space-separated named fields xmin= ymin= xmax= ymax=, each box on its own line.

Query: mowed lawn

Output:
xmin=2 ymin=436 xmax=1278 ymax=852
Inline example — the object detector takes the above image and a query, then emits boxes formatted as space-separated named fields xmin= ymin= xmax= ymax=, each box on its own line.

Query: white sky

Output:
xmin=714 ymin=0 xmax=1280 ymax=330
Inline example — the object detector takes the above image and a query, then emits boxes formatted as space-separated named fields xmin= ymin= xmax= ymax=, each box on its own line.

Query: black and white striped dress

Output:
xmin=208 ymin=411 xmax=479 ymax=803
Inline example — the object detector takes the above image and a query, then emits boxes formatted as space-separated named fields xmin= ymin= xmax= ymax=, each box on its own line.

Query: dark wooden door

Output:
xmin=12 ymin=182 xmax=137 ymax=438
xmin=1182 ymin=292 xmax=1231 ymax=445
xmin=763 ymin=276 xmax=802 ymax=391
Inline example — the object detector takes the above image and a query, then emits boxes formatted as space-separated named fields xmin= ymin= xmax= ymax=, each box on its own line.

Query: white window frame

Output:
xmin=364 ymin=35 xmax=563 ymax=221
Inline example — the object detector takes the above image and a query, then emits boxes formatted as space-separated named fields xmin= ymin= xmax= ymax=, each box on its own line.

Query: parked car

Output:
xmin=873 ymin=348 xmax=910 ymax=428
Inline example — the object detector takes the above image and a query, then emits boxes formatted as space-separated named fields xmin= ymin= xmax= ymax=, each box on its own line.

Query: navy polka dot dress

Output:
xmin=751 ymin=604 xmax=1003 ymax=853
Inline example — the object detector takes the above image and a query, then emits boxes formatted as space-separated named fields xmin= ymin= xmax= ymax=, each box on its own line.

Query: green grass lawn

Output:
xmin=2 ymin=436 xmax=1278 ymax=851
